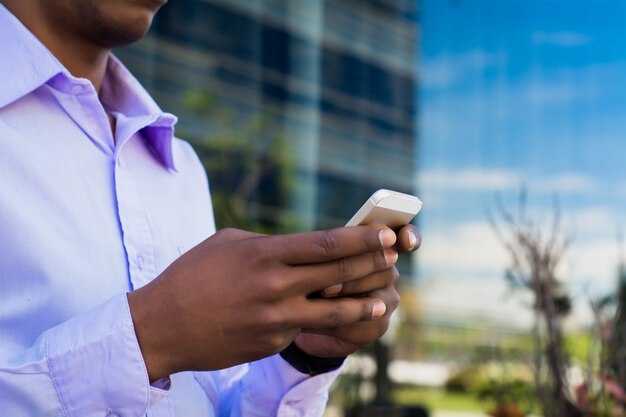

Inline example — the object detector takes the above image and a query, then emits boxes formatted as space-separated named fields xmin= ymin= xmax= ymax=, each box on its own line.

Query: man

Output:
xmin=0 ymin=0 xmax=421 ymax=416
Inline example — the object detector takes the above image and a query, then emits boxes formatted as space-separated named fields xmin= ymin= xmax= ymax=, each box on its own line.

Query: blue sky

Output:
xmin=416 ymin=0 xmax=626 ymax=326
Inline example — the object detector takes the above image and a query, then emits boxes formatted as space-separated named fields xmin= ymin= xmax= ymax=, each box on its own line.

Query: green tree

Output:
xmin=178 ymin=89 xmax=299 ymax=234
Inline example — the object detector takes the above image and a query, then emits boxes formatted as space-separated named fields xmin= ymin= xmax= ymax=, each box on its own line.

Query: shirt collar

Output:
xmin=100 ymin=55 xmax=179 ymax=171
xmin=0 ymin=3 xmax=179 ymax=171
xmin=0 ymin=3 xmax=64 ymax=109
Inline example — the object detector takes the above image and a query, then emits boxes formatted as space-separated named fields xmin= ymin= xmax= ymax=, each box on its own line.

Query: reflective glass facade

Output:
xmin=117 ymin=0 xmax=419 ymax=280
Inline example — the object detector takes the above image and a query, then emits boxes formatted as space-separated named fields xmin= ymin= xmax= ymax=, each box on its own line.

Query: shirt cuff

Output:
xmin=242 ymin=353 xmax=344 ymax=416
xmin=45 ymin=293 xmax=152 ymax=417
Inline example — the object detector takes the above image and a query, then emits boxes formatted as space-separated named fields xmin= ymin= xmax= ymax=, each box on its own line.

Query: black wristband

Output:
xmin=279 ymin=342 xmax=346 ymax=376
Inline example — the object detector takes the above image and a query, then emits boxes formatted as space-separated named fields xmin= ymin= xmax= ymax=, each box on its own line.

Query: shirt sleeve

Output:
xmin=0 ymin=293 xmax=154 ymax=417
xmin=194 ymin=353 xmax=343 ymax=417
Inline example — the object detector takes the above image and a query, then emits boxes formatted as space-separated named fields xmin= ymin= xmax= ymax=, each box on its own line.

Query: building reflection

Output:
xmin=118 ymin=0 xmax=418 ymax=249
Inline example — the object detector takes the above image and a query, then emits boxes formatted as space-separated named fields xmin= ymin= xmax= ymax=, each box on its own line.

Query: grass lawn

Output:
xmin=393 ymin=387 xmax=487 ymax=413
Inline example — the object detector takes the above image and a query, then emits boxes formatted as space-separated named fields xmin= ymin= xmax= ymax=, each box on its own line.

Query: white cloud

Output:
xmin=569 ymin=206 xmax=622 ymax=237
xmin=422 ymin=59 xmax=625 ymax=114
xmin=564 ymin=239 xmax=621 ymax=291
xmin=418 ymin=168 xmax=596 ymax=194
xmin=416 ymin=215 xmax=622 ymax=328
xmin=549 ymin=207 xmax=621 ymax=290
xmin=421 ymin=49 xmax=507 ymax=88
xmin=534 ymin=173 xmax=596 ymax=193
xmin=532 ymin=31 xmax=593 ymax=47
xmin=418 ymin=275 xmax=534 ymax=328
xmin=419 ymin=168 xmax=520 ymax=191
xmin=418 ymin=221 xmax=509 ymax=275
xmin=523 ymin=83 xmax=577 ymax=104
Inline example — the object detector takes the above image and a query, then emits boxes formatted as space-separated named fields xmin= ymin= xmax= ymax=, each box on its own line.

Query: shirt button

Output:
xmin=70 ymin=85 xmax=85 ymax=95
xmin=137 ymin=254 xmax=145 ymax=270
xmin=116 ymin=158 xmax=124 ymax=167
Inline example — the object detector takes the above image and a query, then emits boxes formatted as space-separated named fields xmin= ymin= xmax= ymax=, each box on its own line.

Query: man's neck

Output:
xmin=1 ymin=0 xmax=109 ymax=92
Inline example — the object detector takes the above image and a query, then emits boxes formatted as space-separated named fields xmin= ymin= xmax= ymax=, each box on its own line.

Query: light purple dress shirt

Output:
xmin=0 ymin=4 xmax=341 ymax=417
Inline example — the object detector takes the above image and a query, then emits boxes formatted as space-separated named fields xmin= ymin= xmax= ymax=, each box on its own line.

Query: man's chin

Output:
xmin=98 ymin=26 xmax=150 ymax=49
xmin=79 ymin=2 xmax=158 ymax=49
xmin=90 ymin=21 xmax=152 ymax=49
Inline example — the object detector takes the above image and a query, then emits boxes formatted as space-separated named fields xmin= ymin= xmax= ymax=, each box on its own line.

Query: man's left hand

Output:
xmin=295 ymin=224 xmax=421 ymax=358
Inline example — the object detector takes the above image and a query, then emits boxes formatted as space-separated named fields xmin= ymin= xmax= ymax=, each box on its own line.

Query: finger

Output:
xmin=303 ymin=286 xmax=400 ymax=337
xmin=296 ymin=249 xmax=398 ymax=295
xmin=266 ymin=226 xmax=396 ymax=265
xmin=297 ymin=297 xmax=387 ymax=329
xmin=395 ymin=225 xmax=421 ymax=253
xmin=322 ymin=267 xmax=399 ymax=297
xmin=301 ymin=318 xmax=390 ymax=343
xmin=302 ymin=286 xmax=400 ymax=334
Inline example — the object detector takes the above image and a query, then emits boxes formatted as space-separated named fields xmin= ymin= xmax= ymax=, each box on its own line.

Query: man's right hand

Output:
xmin=127 ymin=226 xmax=398 ymax=382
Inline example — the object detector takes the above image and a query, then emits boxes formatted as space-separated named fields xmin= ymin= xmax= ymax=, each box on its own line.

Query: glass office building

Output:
xmin=117 ymin=0 xmax=419 ymax=278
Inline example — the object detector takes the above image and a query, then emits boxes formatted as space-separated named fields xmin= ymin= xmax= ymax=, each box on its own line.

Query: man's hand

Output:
xmin=127 ymin=225 xmax=398 ymax=382
xmin=294 ymin=224 xmax=421 ymax=358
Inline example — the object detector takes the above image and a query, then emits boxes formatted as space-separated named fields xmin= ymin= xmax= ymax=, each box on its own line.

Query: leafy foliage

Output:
xmin=178 ymin=89 xmax=299 ymax=234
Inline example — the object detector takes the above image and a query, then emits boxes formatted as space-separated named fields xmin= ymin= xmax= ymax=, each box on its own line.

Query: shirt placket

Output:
xmin=49 ymin=75 xmax=158 ymax=290
xmin=114 ymin=134 xmax=157 ymax=290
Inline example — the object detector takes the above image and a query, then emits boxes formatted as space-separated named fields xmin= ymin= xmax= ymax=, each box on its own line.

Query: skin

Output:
xmin=2 ymin=0 xmax=423 ymax=381
xmin=130 ymin=226 xmax=420 ymax=379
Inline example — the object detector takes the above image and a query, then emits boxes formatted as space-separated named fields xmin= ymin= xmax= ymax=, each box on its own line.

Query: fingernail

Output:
xmin=379 ymin=230 xmax=396 ymax=247
xmin=384 ymin=249 xmax=398 ymax=266
xmin=408 ymin=231 xmax=418 ymax=249
xmin=372 ymin=300 xmax=387 ymax=319
xmin=323 ymin=283 xmax=343 ymax=296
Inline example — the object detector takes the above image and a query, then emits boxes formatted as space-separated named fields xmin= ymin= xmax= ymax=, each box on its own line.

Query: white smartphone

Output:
xmin=345 ymin=189 xmax=423 ymax=228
